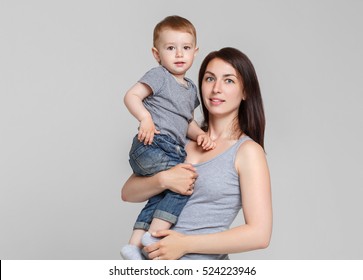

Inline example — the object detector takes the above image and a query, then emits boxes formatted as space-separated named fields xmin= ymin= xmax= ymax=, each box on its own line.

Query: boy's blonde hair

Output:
xmin=153 ymin=15 xmax=197 ymax=47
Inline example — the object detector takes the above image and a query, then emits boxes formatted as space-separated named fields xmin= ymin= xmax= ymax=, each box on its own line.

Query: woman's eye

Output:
xmin=226 ymin=79 xmax=234 ymax=84
xmin=205 ymin=77 xmax=214 ymax=82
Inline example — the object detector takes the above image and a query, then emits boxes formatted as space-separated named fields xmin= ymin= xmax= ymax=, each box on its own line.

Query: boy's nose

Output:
xmin=176 ymin=49 xmax=183 ymax=57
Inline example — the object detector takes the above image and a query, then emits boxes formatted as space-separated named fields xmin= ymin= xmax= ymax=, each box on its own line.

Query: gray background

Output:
xmin=1 ymin=0 xmax=362 ymax=259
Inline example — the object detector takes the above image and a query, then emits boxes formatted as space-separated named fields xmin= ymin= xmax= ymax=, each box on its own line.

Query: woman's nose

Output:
xmin=212 ymin=80 xmax=221 ymax=94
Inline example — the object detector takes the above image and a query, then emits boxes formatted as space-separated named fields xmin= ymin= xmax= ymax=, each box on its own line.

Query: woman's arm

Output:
xmin=121 ymin=163 xmax=198 ymax=203
xmin=145 ymin=140 xmax=272 ymax=259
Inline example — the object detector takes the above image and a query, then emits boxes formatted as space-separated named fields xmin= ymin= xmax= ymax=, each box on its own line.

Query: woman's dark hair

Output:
xmin=198 ymin=47 xmax=266 ymax=149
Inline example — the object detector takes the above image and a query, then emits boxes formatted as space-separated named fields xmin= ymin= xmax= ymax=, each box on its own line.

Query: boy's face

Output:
xmin=152 ymin=29 xmax=198 ymax=79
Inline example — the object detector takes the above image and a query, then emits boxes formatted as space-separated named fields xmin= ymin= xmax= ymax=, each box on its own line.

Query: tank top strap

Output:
xmin=237 ymin=135 xmax=252 ymax=147
xmin=230 ymin=135 xmax=252 ymax=163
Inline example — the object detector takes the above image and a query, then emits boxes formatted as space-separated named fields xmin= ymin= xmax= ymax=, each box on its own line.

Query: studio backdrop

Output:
xmin=1 ymin=0 xmax=362 ymax=259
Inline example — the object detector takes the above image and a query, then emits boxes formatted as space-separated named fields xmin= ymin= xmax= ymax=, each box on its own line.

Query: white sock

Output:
xmin=120 ymin=244 xmax=145 ymax=260
xmin=141 ymin=232 xmax=161 ymax=246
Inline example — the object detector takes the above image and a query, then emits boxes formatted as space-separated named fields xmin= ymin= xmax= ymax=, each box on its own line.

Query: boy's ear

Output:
xmin=194 ymin=47 xmax=199 ymax=57
xmin=152 ymin=47 xmax=161 ymax=63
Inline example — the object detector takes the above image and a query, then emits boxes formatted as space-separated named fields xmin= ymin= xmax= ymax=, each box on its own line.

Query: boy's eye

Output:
xmin=184 ymin=46 xmax=191 ymax=50
xmin=167 ymin=46 xmax=175 ymax=50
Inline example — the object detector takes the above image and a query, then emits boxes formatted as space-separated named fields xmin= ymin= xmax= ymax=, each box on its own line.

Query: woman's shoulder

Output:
xmin=235 ymin=137 xmax=266 ymax=170
xmin=238 ymin=136 xmax=264 ymax=153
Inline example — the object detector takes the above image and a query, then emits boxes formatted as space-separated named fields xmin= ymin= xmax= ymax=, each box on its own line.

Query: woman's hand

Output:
xmin=159 ymin=163 xmax=198 ymax=195
xmin=122 ymin=163 xmax=197 ymax=202
xmin=143 ymin=230 xmax=189 ymax=260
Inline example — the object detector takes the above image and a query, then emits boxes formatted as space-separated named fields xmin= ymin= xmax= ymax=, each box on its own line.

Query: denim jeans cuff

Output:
xmin=153 ymin=209 xmax=178 ymax=225
xmin=133 ymin=222 xmax=150 ymax=231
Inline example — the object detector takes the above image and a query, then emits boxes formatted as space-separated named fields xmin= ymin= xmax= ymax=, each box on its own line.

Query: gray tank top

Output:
xmin=172 ymin=136 xmax=251 ymax=260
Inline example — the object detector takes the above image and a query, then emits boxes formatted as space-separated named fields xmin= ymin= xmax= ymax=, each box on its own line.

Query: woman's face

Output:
xmin=201 ymin=58 xmax=244 ymax=119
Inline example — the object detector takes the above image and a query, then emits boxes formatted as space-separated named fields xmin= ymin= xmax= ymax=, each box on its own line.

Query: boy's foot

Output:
xmin=141 ymin=232 xmax=161 ymax=246
xmin=120 ymin=244 xmax=145 ymax=260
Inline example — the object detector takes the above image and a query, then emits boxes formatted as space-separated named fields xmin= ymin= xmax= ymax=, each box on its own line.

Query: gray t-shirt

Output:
xmin=172 ymin=136 xmax=251 ymax=260
xmin=139 ymin=66 xmax=199 ymax=146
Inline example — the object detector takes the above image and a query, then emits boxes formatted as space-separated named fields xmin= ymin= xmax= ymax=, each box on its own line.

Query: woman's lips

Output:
xmin=209 ymin=98 xmax=225 ymax=105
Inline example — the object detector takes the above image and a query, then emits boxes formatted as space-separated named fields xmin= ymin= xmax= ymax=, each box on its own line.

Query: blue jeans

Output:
xmin=129 ymin=134 xmax=188 ymax=230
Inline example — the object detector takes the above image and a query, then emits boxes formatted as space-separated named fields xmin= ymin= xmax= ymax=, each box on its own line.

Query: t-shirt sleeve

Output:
xmin=194 ymin=94 xmax=200 ymax=109
xmin=138 ymin=67 xmax=166 ymax=95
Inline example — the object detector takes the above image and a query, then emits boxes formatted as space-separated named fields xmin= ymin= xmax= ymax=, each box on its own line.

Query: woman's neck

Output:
xmin=207 ymin=115 xmax=242 ymax=141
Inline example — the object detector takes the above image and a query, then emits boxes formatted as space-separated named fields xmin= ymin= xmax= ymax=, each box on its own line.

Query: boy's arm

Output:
xmin=186 ymin=120 xmax=205 ymax=141
xmin=187 ymin=120 xmax=216 ymax=150
xmin=124 ymin=82 xmax=160 ymax=145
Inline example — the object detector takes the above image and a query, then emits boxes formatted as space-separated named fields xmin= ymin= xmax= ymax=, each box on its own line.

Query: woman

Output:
xmin=122 ymin=47 xmax=272 ymax=260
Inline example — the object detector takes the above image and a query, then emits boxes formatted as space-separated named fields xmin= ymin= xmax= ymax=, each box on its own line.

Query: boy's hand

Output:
xmin=196 ymin=134 xmax=216 ymax=150
xmin=138 ymin=117 xmax=160 ymax=145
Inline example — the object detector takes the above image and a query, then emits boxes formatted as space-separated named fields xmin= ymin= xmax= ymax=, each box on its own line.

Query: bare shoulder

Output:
xmin=238 ymin=138 xmax=265 ymax=157
xmin=235 ymin=139 xmax=267 ymax=172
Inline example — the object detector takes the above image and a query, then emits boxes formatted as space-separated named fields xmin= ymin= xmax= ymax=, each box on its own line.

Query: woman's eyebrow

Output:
xmin=204 ymin=71 xmax=215 ymax=76
xmin=223 ymin=74 xmax=238 ymax=78
xmin=205 ymin=71 xmax=237 ymax=78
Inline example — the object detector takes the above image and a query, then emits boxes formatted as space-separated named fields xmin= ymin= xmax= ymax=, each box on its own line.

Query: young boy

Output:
xmin=121 ymin=15 xmax=215 ymax=260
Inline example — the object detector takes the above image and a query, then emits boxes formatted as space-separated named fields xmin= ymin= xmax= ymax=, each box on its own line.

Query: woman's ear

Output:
xmin=152 ymin=47 xmax=161 ymax=64
xmin=242 ymin=89 xmax=247 ymax=101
